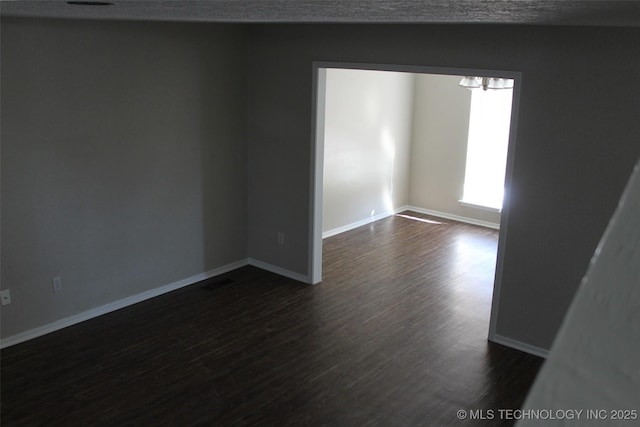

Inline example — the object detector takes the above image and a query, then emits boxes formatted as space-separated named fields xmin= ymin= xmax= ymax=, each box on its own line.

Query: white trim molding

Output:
xmin=248 ymin=258 xmax=311 ymax=284
xmin=322 ymin=205 xmax=410 ymax=239
xmin=0 ymin=259 xmax=249 ymax=349
xmin=407 ymin=206 xmax=500 ymax=230
xmin=489 ymin=334 xmax=549 ymax=359
xmin=458 ymin=200 xmax=502 ymax=213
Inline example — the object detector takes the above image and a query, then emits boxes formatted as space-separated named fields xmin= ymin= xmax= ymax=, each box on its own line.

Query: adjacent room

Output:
xmin=318 ymin=67 xmax=515 ymax=341
xmin=320 ymin=68 xmax=513 ymax=239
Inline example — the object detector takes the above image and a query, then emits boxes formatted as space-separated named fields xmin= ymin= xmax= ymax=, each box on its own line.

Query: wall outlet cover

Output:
xmin=0 ymin=290 xmax=11 ymax=306
xmin=52 ymin=276 xmax=62 ymax=292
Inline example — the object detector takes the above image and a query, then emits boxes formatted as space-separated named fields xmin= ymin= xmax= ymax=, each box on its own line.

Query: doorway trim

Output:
xmin=309 ymin=61 xmax=522 ymax=343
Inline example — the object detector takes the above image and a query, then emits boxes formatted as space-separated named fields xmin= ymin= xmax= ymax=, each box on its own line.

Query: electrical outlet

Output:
xmin=0 ymin=290 xmax=11 ymax=306
xmin=52 ymin=276 xmax=62 ymax=292
xmin=277 ymin=232 xmax=285 ymax=245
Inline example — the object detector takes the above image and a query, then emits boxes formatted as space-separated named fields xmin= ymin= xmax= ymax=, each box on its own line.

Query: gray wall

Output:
xmin=1 ymin=18 xmax=248 ymax=338
xmin=519 ymin=159 xmax=640 ymax=426
xmin=246 ymin=24 xmax=640 ymax=350
xmin=322 ymin=68 xmax=413 ymax=234
xmin=409 ymin=74 xmax=501 ymax=226
xmin=2 ymin=19 xmax=639 ymax=353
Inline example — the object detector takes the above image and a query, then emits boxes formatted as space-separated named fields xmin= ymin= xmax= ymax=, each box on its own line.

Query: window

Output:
xmin=461 ymin=85 xmax=513 ymax=211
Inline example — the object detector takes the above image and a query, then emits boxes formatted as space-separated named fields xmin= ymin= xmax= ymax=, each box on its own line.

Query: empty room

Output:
xmin=2 ymin=1 xmax=639 ymax=425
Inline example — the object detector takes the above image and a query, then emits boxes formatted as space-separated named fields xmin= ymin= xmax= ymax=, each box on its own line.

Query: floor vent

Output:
xmin=201 ymin=277 xmax=235 ymax=291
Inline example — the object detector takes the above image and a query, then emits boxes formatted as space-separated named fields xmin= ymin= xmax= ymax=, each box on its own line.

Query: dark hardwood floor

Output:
xmin=1 ymin=211 xmax=543 ymax=426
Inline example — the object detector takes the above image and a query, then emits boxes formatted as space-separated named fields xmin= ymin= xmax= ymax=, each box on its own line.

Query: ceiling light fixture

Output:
xmin=459 ymin=76 xmax=514 ymax=91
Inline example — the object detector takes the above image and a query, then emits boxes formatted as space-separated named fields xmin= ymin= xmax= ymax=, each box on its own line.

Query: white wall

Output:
xmin=409 ymin=74 xmax=501 ymax=226
xmin=322 ymin=69 xmax=414 ymax=234
xmin=0 ymin=19 xmax=248 ymax=340
xmin=322 ymin=71 xmax=501 ymax=235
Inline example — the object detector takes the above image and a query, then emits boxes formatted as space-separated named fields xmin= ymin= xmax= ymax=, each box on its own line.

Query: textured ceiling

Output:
xmin=1 ymin=0 xmax=640 ymax=26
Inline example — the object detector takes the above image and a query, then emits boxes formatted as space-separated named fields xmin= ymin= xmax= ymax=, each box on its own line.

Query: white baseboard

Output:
xmin=407 ymin=206 xmax=500 ymax=230
xmin=248 ymin=258 xmax=311 ymax=284
xmin=489 ymin=333 xmax=549 ymax=359
xmin=0 ymin=259 xmax=249 ymax=349
xmin=323 ymin=205 xmax=410 ymax=239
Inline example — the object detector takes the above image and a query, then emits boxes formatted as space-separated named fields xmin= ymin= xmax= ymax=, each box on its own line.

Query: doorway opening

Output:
xmin=309 ymin=63 xmax=521 ymax=341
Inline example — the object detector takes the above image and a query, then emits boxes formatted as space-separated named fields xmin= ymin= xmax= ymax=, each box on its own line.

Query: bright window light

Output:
xmin=461 ymin=86 xmax=513 ymax=210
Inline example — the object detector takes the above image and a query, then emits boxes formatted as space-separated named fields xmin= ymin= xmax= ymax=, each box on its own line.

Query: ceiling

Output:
xmin=1 ymin=0 xmax=639 ymax=26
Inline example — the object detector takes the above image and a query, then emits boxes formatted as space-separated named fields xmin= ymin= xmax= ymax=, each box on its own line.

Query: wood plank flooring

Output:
xmin=1 ymin=211 xmax=543 ymax=426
